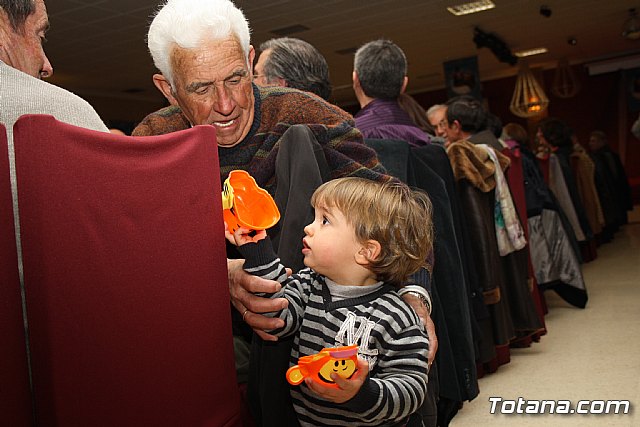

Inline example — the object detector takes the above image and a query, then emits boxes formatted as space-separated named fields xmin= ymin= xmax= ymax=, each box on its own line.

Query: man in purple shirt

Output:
xmin=353 ymin=39 xmax=431 ymax=146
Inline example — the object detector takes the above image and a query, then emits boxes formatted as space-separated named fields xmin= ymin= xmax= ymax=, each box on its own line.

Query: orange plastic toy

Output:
xmin=286 ymin=345 xmax=359 ymax=388
xmin=222 ymin=170 xmax=280 ymax=233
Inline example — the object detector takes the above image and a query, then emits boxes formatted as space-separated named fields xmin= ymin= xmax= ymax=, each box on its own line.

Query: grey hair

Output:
xmin=258 ymin=37 xmax=331 ymax=100
xmin=0 ymin=0 xmax=35 ymax=30
xmin=354 ymin=39 xmax=407 ymax=100
xmin=148 ymin=0 xmax=251 ymax=85
xmin=426 ymin=104 xmax=446 ymax=120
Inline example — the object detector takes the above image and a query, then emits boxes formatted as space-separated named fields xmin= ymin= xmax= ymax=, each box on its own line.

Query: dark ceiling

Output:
xmin=44 ymin=0 xmax=640 ymax=121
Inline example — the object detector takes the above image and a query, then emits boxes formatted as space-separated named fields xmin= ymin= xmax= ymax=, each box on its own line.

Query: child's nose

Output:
xmin=303 ymin=223 xmax=313 ymax=235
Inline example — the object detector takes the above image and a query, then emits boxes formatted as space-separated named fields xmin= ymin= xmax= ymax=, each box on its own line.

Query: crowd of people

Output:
xmin=1 ymin=0 xmax=635 ymax=426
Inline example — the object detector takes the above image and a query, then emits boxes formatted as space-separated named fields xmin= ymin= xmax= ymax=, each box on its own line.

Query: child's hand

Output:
xmin=224 ymin=223 xmax=267 ymax=246
xmin=304 ymin=357 xmax=370 ymax=404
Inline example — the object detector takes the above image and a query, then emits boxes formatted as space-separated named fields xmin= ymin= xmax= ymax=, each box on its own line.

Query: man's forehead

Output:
xmin=171 ymin=39 xmax=248 ymax=77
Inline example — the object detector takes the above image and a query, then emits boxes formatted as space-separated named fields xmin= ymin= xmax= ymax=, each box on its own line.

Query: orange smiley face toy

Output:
xmin=222 ymin=170 xmax=280 ymax=233
xmin=286 ymin=345 xmax=359 ymax=388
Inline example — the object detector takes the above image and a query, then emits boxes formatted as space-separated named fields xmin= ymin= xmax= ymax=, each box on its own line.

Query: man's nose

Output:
xmin=214 ymin=85 xmax=235 ymax=115
xmin=40 ymin=55 xmax=54 ymax=79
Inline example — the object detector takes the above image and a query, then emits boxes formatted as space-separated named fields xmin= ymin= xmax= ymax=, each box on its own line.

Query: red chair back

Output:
xmin=13 ymin=115 xmax=241 ymax=426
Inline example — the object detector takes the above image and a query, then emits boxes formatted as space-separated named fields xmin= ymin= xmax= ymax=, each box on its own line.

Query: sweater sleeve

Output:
xmin=237 ymin=238 xmax=312 ymax=338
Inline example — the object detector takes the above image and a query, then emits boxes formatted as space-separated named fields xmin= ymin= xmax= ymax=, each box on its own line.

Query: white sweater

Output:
xmin=1 ymin=60 xmax=108 ymax=282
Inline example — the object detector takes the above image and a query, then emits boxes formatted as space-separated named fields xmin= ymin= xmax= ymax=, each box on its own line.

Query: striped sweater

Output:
xmin=132 ymin=84 xmax=390 ymax=193
xmin=239 ymin=238 xmax=429 ymax=427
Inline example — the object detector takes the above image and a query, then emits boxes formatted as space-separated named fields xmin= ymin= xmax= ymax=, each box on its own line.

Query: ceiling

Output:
xmin=45 ymin=0 xmax=640 ymax=118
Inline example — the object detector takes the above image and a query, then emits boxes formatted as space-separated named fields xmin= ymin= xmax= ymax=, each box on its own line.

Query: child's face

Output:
xmin=302 ymin=204 xmax=362 ymax=281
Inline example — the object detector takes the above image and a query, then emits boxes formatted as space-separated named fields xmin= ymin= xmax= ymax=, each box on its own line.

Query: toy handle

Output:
xmin=286 ymin=365 xmax=305 ymax=385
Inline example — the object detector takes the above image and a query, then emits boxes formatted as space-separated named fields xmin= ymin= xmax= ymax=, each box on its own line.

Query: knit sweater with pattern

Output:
xmin=132 ymin=85 xmax=390 ymax=192
xmin=239 ymin=237 xmax=429 ymax=427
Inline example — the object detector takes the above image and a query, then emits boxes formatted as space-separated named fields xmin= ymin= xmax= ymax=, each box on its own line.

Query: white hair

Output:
xmin=148 ymin=0 xmax=251 ymax=84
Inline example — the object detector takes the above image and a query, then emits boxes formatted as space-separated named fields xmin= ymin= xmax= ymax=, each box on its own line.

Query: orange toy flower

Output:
xmin=222 ymin=170 xmax=280 ymax=233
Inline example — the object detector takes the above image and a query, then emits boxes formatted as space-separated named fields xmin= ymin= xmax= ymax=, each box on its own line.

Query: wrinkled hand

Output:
xmin=224 ymin=224 xmax=267 ymax=246
xmin=401 ymin=293 xmax=438 ymax=367
xmin=304 ymin=357 xmax=369 ymax=404
xmin=424 ymin=314 xmax=438 ymax=367
xmin=227 ymin=258 xmax=289 ymax=341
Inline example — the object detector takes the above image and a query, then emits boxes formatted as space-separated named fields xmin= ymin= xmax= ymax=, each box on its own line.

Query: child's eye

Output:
xmin=322 ymin=216 xmax=330 ymax=225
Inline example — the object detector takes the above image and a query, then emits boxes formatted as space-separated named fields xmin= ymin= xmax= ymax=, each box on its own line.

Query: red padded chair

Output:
xmin=0 ymin=124 xmax=32 ymax=426
xmin=13 ymin=115 xmax=241 ymax=426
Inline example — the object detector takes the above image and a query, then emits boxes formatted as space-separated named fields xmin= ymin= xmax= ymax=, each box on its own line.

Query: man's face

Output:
xmin=160 ymin=37 xmax=255 ymax=148
xmin=588 ymin=135 xmax=605 ymax=152
xmin=0 ymin=0 xmax=53 ymax=78
xmin=428 ymin=107 xmax=448 ymax=138
xmin=445 ymin=119 xmax=463 ymax=145
xmin=536 ymin=128 xmax=548 ymax=147
xmin=252 ymin=48 xmax=271 ymax=87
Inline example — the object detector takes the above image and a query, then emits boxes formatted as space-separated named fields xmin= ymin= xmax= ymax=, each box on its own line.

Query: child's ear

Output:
xmin=355 ymin=240 xmax=381 ymax=265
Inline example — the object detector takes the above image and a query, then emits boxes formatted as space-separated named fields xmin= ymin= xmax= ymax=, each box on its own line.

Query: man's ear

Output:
xmin=400 ymin=75 xmax=409 ymax=94
xmin=248 ymin=45 xmax=256 ymax=72
xmin=152 ymin=74 xmax=178 ymax=106
xmin=352 ymin=71 xmax=360 ymax=89
xmin=355 ymin=239 xmax=381 ymax=266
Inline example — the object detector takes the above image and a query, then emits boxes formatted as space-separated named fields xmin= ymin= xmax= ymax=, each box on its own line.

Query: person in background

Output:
xmin=442 ymin=95 xmax=487 ymax=145
xmin=426 ymin=104 xmax=448 ymax=140
xmin=352 ymin=39 xmax=431 ymax=146
xmin=444 ymin=95 xmax=504 ymax=150
xmin=1 ymin=0 xmax=108 ymax=301
xmin=132 ymin=1 xmax=437 ymax=424
xmin=253 ymin=37 xmax=332 ymax=101
xmin=226 ymin=177 xmax=432 ymax=427
xmin=0 ymin=0 xmax=107 ymax=133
